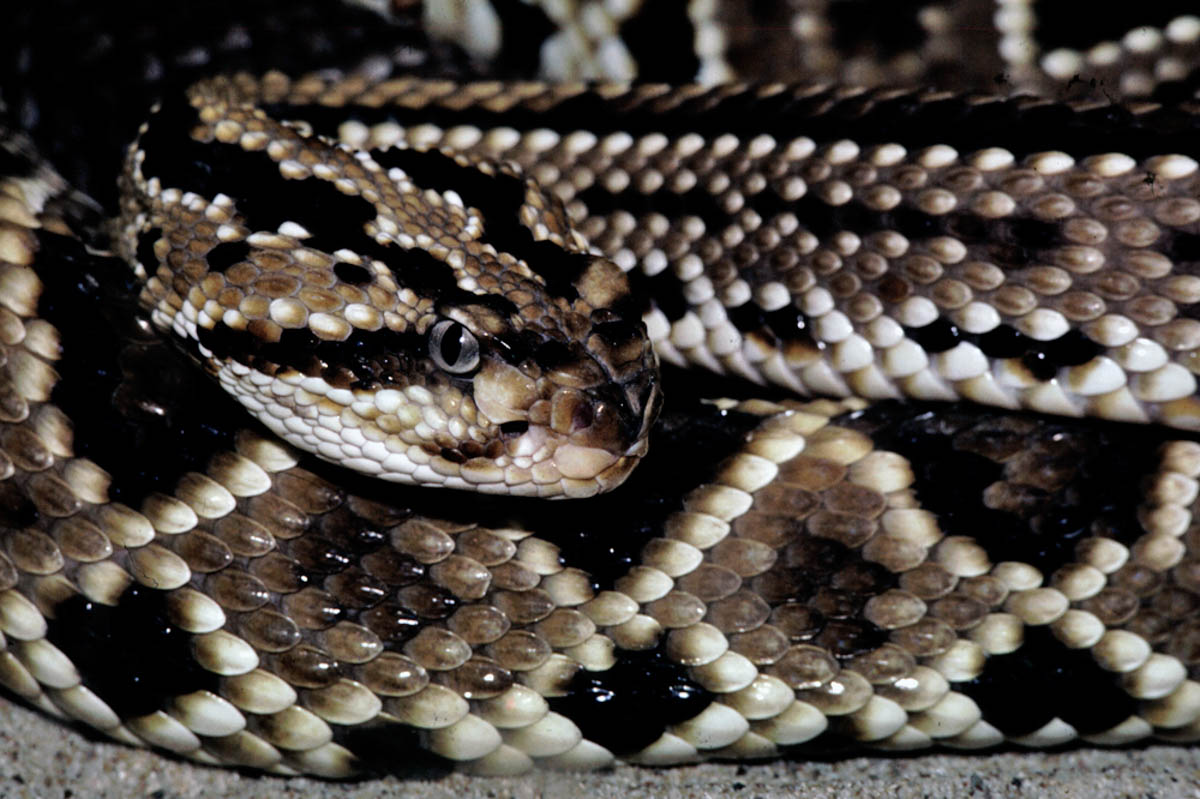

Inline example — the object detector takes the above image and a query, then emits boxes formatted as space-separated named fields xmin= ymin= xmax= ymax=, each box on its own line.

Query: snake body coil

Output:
xmin=4 ymin=0 xmax=1200 ymax=780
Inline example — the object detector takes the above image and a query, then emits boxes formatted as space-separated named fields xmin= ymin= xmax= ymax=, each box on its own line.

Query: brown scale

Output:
xmin=318 ymin=621 xmax=383 ymax=664
xmin=532 ymin=608 xmax=594 ymax=648
xmin=357 ymin=651 xmax=429 ymax=698
xmin=705 ymin=589 xmax=770 ymax=634
xmin=729 ymin=625 xmax=790 ymax=665
xmin=173 ymin=529 xmax=235 ymax=573
xmin=359 ymin=546 xmax=425 ymax=586
xmin=51 ymin=517 xmax=114 ymax=563
xmin=927 ymin=594 xmax=990 ymax=630
xmin=249 ymin=550 xmax=309 ymax=593
xmin=862 ymin=590 xmax=926 ymax=630
xmin=324 ymin=567 xmax=389 ymax=610
xmin=204 ymin=569 xmax=271 ymax=612
xmin=486 ymin=630 xmax=551 ymax=672
xmin=846 ymin=643 xmax=917 ymax=685
xmin=244 ymin=494 xmax=308 ymax=541
xmin=438 ymin=656 xmax=513 ymax=699
xmin=235 ymin=607 xmax=303 ymax=653
xmin=677 ymin=563 xmax=742 ymax=601
xmin=489 ymin=561 xmax=540 ymax=591
xmin=280 ymin=586 xmax=346 ymax=630
xmin=269 ymin=644 xmax=342 ymax=689
xmin=395 ymin=583 xmax=459 ymax=619
xmin=954 ymin=575 xmax=1008 ymax=608
xmin=404 ymin=627 xmax=471 ymax=671
xmin=492 ymin=588 xmax=556 ymax=625
xmin=446 ymin=604 xmax=510 ymax=644
xmin=645 ymin=591 xmax=707 ymax=628
xmin=212 ymin=513 xmax=276 ymax=557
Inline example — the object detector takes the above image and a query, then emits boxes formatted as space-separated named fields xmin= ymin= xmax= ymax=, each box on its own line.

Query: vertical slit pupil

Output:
xmin=441 ymin=324 xmax=464 ymax=365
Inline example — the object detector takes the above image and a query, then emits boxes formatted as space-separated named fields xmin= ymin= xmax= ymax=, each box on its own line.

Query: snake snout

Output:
xmin=530 ymin=320 xmax=660 ymax=496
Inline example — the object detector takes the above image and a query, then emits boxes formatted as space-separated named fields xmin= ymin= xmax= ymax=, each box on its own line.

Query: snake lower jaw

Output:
xmin=495 ymin=382 xmax=660 ymax=498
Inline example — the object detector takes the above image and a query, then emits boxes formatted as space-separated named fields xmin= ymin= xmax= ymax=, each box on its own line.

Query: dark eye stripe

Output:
xmin=196 ymin=323 xmax=423 ymax=389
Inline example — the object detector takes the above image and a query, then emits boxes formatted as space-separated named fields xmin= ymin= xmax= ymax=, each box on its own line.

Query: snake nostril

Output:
xmin=499 ymin=420 xmax=529 ymax=436
xmin=572 ymin=403 xmax=595 ymax=431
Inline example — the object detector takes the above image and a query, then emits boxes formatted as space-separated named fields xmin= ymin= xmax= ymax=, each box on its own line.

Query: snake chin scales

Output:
xmin=115 ymin=80 xmax=661 ymax=499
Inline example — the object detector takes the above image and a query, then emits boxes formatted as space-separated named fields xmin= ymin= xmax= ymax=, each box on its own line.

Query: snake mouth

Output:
xmin=473 ymin=344 xmax=661 ymax=498
xmin=534 ymin=375 xmax=659 ymax=496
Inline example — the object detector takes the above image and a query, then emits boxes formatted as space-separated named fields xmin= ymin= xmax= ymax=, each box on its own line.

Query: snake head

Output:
xmin=119 ymin=87 xmax=660 ymax=497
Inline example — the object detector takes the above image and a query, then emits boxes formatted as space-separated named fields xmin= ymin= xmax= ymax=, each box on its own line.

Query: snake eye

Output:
xmin=428 ymin=320 xmax=481 ymax=374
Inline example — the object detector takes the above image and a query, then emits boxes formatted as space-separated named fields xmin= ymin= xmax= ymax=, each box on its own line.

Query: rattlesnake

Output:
xmin=3 ymin=0 xmax=1200 ymax=782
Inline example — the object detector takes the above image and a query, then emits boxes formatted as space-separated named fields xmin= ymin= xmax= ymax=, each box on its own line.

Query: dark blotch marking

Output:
xmin=903 ymin=322 xmax=1102 ymax=379
xmin=722 ymin=301 xmax=817 ymax=350
xmin=1020 ymin=349 xmax=1059 ymax=382
xmin=383 ymin=243 xmax=517 ymax=318
xmin=385 ymin=244 xmax=457 ymax=295
xmin=204 ymin=239 xmax=250 ymax=273
xmin=724 ymin=302 xmax=767 ymax=338
xmin=487 ymin=0 xmax=557 ymax=77
xmin=0 ymin=141 xmax=38 ymax=181
xmin=1036 ymin=3 xmax=1196 ymax=51
xmin=46 ymin=585 xmax=219 ymax=719
xmin=1164 ymin=230 xmax=1200 ymax=264
xmin=135 ymin=227 xmax=162 ymax=272
xmin=333 ymin=261 xmax=372 ymax=284
xmin=976 ymin=324 xmax=1033 ymax=359
xmin=550 ymin=644 xmax=712 ymax=755
xmin=1035 ymin=328 xmax=1102 ymax=367
xmin=843 ymin=401 xmax=1163 ymax=575
xmin=765 ymin=306 xmax=812 ymax=344
xmin=374 ymin=147 xmax=594 ymax=302
xmin=0 ymin=482 xmax=38 ymax=529
xmin=32 ymin=230 xmax=242 ymax=505
xmin=829 ymin=0 xmax=929 ymax=61
xmin=139 ymin=94 xmax=380 ymax=258
xmin=196 ymin=322 xmax=423 ymax=390
xmin=499 ymin=420 xmax=529 ymax=436
xmin=439 ymin=447 xmax=467 ymax=464
xmin=961 ymin=626 xmax=1137 ymax=735
xmin=335 ymin=723 xmax=453 ymax=778
xmin=905 ymin=317 xmax=959 ymax=354
xmin=636 ymin=268 xmax=689 ymax=322
xmin=590 ymin=319 xmax=644 ymax=348
xmin=618 ymin=0 xmax=698 ymax=82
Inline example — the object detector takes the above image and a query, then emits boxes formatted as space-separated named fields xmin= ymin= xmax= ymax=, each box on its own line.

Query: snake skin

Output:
xmin=3 ymin=0 xmax=1200 ymax=780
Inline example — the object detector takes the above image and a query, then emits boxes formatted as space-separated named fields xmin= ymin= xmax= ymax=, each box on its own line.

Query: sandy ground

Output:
xmin=1 ymin=699 xmax=1199 ymax=799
